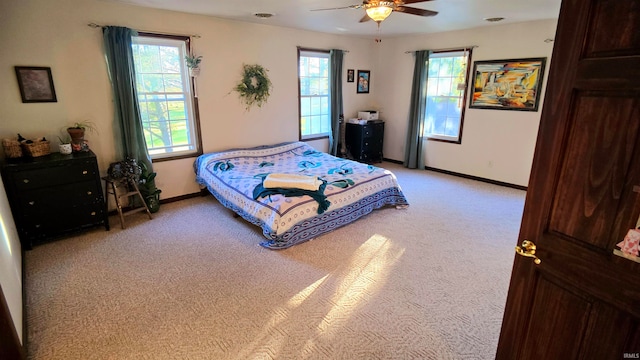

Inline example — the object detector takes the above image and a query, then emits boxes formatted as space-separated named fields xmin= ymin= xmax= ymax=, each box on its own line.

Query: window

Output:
xmin=131 ymin=34 xmax=201 ymax=160
xmin=424 ymin=49 xmax=472 ymax=143
xmin=298 ymin=49 xmax=330 ymax=140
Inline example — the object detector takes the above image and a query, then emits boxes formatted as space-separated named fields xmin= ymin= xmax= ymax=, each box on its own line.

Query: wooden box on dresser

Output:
xmin=1 ymin=150 xmax=109 ymax=249
xmin=345 ymin=121 xmax=384 ymax=163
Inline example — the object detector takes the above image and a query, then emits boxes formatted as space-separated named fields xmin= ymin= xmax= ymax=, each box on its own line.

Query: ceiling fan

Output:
xmin=311 ymin=0 xmax=438 ymax=24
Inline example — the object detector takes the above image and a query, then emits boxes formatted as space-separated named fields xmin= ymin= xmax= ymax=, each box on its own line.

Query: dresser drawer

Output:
xmin=358 ymin=152 xmax=370 ymax=161
xmin=20 ymin=204 xmax=105 ymax=239
xmin=361 ymin=124 xmax=384 ymax=139
xmin=16 ymin=181 xmax=102 ymax=216
xmin=361 ymin=125 xmax=374 ymax=138
xmin=361 ymin=139 xmax=380 ymax=150
xmin=11 ymin=160 xmax=97 ymax=191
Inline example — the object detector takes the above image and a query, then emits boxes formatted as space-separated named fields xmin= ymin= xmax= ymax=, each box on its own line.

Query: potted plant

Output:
xmin=57 ymin=135 xmax=72 ymax=155
xmin=138 ymin=162 xmax=162 ymax=213
xmin=185 ymin=54 xmax=202 ymax=77
xmin=67 ymin=120 xmax=97 ymax=152
xmin=107 ymin=158 xmax=160 ymax=213
xmin=107 ymin=157 xmax=142 ymax=182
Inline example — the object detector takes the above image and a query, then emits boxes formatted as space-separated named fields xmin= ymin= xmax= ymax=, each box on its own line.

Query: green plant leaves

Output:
xmin=233 ymin=64 xmax=272 ymax=110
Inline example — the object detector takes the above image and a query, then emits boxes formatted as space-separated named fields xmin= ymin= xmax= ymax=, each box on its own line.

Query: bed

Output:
xmin=194 ymin=141 xmax=409 ymax=249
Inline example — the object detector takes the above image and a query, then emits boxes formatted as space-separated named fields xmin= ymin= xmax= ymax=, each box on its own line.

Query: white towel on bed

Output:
xmin=263 ymin=173 xmax=323 ymax=191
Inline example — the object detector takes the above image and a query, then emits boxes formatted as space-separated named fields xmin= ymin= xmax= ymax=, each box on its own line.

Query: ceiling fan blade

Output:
xmin=311 ymin=5 xmax=362 ymax=11
xmin=395 ymin=6 xmax=438 ymax=17
xmin=359 ymin=14 xmax=372 ymax=23
xmin=400 ymin=0 xmax=436 ymax=4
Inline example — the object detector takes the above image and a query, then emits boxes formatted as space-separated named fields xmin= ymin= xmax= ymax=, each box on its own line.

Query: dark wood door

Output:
xmin=496 ymin=0 xmax=640 ymax=358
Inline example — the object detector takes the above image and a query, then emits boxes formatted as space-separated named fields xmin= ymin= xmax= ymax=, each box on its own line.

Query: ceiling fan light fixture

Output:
xmin=366 ymin=5 xmax=393 ymax=22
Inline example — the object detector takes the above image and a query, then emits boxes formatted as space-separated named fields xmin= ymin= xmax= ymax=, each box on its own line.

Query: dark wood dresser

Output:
xmin=1 ymin=150 xmax=109 ymax=249
xmin=345 ymin=121 xmax=384 ymax=163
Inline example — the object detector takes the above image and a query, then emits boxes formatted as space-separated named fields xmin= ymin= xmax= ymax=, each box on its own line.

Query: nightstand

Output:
xmin=345 ymin=121 xmax=384 ymax=163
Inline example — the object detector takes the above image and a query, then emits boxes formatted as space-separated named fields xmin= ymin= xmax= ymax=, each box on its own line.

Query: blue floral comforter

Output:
xmin=194 ymin=142 xmax=409 ymax=249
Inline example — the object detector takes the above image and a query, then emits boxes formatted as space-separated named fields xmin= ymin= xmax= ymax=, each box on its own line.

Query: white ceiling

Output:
xmin=102 ymin=0 xmax=562 ymax=37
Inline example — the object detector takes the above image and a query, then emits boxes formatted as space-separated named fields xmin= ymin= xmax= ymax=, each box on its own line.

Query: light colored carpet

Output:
xmin=25 ymin=163 xmax=525 ymax=359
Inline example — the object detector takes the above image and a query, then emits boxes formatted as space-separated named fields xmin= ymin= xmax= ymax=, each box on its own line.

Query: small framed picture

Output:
xmin=14 ymin=66 xmax=57 ymax=103
xmin=347 ymin=69 xmax=355 ymax=83
xmin=357 ymin=70 xmax=370 ymax=94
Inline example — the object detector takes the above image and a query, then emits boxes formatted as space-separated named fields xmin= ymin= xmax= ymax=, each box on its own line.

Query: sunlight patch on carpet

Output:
xmin=317 ymin=234 xmax=404 ymax=336
xmin=287 ymin=275 xmax=329 ymax=307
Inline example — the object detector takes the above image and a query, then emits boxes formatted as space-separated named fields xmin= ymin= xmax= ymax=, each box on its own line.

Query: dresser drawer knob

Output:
xmin=91 ymin=212 xmax=96 ymax=216
xmin=35 ymin=224 xmax=41 ymax=228
xmin=82 ymin=170 xmax=88 ymax=175
xmin=87 ymin=191 xmax=92 ymax=195
xmin=28 ymin=201 xmax=35 ymax=206
xmin=23 ymin=179 xmax=30 ymax=184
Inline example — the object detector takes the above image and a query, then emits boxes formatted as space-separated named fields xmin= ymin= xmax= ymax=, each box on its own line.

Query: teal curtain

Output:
xmin=102 ymin=26 xmax=152 ymax=173
xmin=103 ymin=26 xmax=160 ymax=212
xmin=404 ymin=50 xmax=431 ymax=169
xmin=329 ymin=49 xmax=344 ymax=156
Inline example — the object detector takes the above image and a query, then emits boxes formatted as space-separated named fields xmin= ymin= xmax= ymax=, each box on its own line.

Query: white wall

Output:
xmin=0 ymin=0 xmax=379 ymax=199
xmin=0 ymin=0 xmax=558 ymax=194
xmin=376 ymin=19 xmax=558 ymax=186
xmin=0 ymin=177 xmax=22 ymax=344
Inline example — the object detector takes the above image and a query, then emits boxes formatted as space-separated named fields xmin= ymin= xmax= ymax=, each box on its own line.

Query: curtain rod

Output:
xmin=297 ymin=46 xmax=349 ymax=53
xmin=88 ymin=23 xmax=201 ymax=39
xmin=405 ymin=45 xmax=477 ymax=54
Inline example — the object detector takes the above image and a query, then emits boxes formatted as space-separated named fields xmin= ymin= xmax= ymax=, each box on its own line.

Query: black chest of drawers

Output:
xmin=345 ymin=122 xmax=384 ymax=163
xmin=1 ymin=151 xmax=109 ymax=249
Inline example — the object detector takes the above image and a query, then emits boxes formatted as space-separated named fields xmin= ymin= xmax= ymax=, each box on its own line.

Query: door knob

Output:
xmin=515 ymin=240 xmax=541 ymax=264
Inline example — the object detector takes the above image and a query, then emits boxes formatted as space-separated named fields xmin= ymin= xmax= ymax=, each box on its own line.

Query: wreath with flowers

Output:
xmin=233 ymin=64 xmax=272 ymax=110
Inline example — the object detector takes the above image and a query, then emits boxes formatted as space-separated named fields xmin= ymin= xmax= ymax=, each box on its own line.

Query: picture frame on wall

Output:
xmin=469 ymin=57 xmax=546 ymax=111
xmin=347 ymin=69 xmax=354 ymax=83
xmin=14 ymin=66 xmax=57 ymax=103
xmin=357 ymin=70 xmax=370 ymax=94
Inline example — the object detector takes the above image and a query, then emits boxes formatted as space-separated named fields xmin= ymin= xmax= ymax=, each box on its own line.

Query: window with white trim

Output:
xmin=424 ymin=49 xmax=472 ymax=143
xmin=298 ymin=49 xmax=331 ymax=140
xmin=131 ymin=34 xmax=201 ymax=160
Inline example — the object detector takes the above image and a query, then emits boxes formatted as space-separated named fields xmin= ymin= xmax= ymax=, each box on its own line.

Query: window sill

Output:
xmin=151 ymin=150 xmax=203 ymax=163
xmin=301 ymin=135 xmax=330 ymax=142
xmin=424 ymin=136 xmax=461 ymax=144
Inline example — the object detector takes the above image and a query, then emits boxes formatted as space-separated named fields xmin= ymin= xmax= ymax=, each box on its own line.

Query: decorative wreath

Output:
xmin=233 ymin=64 xmax=272 ymax=110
